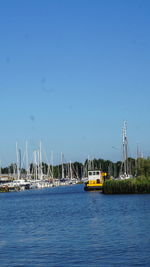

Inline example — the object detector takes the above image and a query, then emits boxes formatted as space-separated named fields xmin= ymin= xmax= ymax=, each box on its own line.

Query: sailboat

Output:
xmin=119 ymin=121 xmax=132 ymax=180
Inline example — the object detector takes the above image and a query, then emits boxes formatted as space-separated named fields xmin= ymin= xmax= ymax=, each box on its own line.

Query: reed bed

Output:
xmin=103 ymin=177 xmax=150 ymax=194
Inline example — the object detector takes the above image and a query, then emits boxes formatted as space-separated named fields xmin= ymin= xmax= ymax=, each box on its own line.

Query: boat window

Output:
xmin=93 ymin=172 xmax=95 ymax=175
xmin=96 ymin=171 xmax=99 ymax=175
xmin=89 ymin=172 xmax=92 ymax=176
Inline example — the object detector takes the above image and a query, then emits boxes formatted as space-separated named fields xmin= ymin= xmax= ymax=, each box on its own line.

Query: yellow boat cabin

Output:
xmin=84 ymin=170 xmax=107 ymax=191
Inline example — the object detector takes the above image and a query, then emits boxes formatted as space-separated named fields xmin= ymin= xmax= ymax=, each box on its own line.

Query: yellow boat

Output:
xmin=84 ymin=170 xmax=107 ymax=191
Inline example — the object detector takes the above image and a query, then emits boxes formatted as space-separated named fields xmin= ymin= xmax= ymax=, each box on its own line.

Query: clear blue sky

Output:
xmin=0 ymin=0 xmax=150 ymax=166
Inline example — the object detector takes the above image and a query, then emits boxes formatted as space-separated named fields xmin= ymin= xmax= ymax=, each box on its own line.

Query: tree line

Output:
xmin=1 ymin=157 xmax=150 ymax=179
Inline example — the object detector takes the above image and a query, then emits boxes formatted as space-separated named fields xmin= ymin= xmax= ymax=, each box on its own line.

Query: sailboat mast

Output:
xmin=39 ymin=141 xmax=43 ymax=179
xmin=51 ymin=151 xmax=54 ymax=180
xmin=70 ymin=160 xmax=72 ymax=180
xmin=16 ymin=142 xmax=20 ymax=179
xmin=123 ymin=121 xmax=128 ymax=175
xmin=33 ymin=150 xmax=38 ymax=180
xmin=61 ymin=152 xmax=64 ymax=179
xmin=18 ymin=148 xmax=21 ymax=179
xmin=26 ymin=141 xmax=29 ymax=178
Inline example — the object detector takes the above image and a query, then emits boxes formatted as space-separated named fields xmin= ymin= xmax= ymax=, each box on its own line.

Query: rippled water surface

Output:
xmin=0 ymin=184 xmax=150 ymax=266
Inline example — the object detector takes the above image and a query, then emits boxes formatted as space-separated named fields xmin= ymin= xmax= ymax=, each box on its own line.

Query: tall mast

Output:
xmin=39 ymin=141 xmax=43 ymax=179
xmin=61 ymin=152 xmax=64 ymax=179
xmin=16 ymin=142 xmax=20 ymax=179
xmin=70 ymin=160 xmax=72 ymax=180
xmin=37 ymin=149 xmax=40 ymax=179
xmin=51 ymin=151 xmax=54 ymax=180
xmin=122 ymin=121 xmax=128 ymax=175
xmin=88 ymin=155 xmax=90 ymax=171
xmin=19 ymin=148 xmax=21 ymax=179
xmin=33 ymin=150 xmax=38 ymax=180
xmin=26 ymin=141 xmax=29 ymax=178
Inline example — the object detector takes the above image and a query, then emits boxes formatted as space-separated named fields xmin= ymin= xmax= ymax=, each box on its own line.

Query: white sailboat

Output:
xmin=119 ymin=121 xmax=132 ymax=180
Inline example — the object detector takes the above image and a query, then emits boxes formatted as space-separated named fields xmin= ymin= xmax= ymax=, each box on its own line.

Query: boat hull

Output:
xmin=84 ymin=184 xmax=103 ymax=191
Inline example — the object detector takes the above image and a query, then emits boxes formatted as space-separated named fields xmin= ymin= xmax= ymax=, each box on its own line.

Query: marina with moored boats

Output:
xmin=0 ymin=175 xmax=79 ymax=192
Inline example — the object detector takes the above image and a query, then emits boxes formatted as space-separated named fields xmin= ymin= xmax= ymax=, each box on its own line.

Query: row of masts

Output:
xmin=61 ymin=153 xmax=73 ymax=180
xmin=16 ymin=141 xmax=44 ymax=180
xmin=15 ymin=142 xmax=76 ymax=180
xmin=0 ymin=122 xmax=144 ymax=180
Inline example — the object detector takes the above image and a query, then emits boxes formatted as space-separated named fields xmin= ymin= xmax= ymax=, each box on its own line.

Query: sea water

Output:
xmin=0 ymin=184 xmax=150 ymax=266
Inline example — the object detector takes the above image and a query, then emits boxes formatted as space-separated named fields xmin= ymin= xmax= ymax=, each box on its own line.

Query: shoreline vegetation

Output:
xmin=1 ymin=156 xmax=150 ymax=179
xmin=103 ymin=177 xmax=150 ymax=194
xmin=1 ymin=157 xmax=150 ymax=194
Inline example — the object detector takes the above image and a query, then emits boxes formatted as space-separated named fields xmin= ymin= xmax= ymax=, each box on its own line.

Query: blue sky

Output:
xmin=0 ymin=0 xmax=150 ymax=166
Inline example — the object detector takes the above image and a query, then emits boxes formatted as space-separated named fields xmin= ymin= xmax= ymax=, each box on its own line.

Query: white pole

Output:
xmin=33 ymin=150 xmax=38 ymax=180
xmin=26 ymin=141 xmax=29 ymax=179
xmin=16 ymin=142 xmax=20 ymax=180
xmin=51 ymin=151 xmax=54 ymax=180
xmin=37 ymin=149 xmax=40 ymax=179
xmin=40 ymin=141 xmax=43 ymax=179
xmin=70 ymin=160 xmax=72 ymax=180
xmin=61 ymin=152 xmax=64 ymax=179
